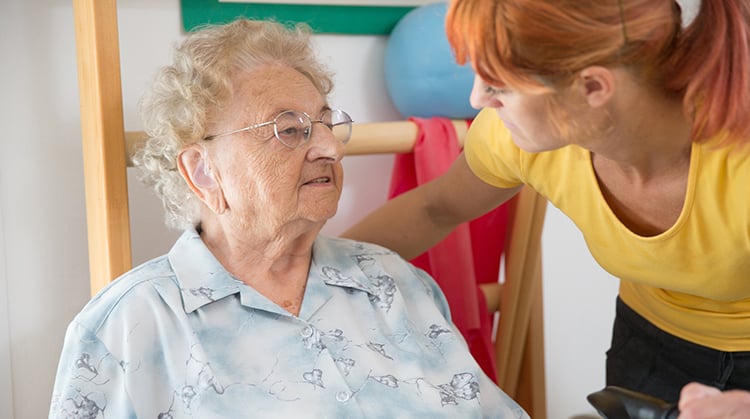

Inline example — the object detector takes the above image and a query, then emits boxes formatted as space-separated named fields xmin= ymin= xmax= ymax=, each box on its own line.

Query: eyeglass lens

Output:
xmin=273 ymin=109 xmax=352 ymax=148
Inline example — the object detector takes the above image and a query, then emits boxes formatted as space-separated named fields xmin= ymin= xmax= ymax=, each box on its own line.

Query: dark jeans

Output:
xmin=606 ymin=297 xmax=750 ymax=403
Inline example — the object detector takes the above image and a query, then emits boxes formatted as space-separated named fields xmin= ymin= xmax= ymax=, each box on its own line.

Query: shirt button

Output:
xmin=336 ymin=391 xmax=351 ymax=402
xmin=301 ymin=326 xmax=314 ymax=338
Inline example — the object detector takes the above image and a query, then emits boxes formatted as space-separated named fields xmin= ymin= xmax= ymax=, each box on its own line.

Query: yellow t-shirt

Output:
xmin=464 ymin=107 xmax=750 ymax=351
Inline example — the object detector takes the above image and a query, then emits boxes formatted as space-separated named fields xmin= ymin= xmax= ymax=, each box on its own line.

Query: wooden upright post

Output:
xmin=496 ymin=187 xmax=548 ymax=418
xmin=72 ymin=0 xmax=132 ymax=296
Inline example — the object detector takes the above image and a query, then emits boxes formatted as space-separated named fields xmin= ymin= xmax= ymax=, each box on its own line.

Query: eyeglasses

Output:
xmin=203 ymin=108 xmax=353 ymax=149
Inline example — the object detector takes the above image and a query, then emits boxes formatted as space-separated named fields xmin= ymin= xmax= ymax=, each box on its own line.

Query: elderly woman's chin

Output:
xmin=289 ymin=174 xmax=340 ymax=221
xmin=299 ymin=189 xmax=342 ymax=224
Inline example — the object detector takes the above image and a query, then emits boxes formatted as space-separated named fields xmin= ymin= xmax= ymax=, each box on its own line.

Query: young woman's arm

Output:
xmin=342 ymin=152 xmax=521 ymax=260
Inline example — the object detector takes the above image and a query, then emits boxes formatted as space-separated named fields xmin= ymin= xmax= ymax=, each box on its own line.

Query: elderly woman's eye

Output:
xmin=278 ymin=126 xmax=301 ymax=137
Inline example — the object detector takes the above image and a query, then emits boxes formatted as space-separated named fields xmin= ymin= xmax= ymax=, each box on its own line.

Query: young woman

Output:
xmin=344 ymin=0 xmax=750 ymax=405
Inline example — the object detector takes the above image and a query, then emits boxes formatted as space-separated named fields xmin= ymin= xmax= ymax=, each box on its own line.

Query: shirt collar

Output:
xmin=168 ymin=229 xmax=382 ymax=314
xmin=168 ymin=228 xmax=243 ymax=313
xmin=310 ymin=237 xmax=379 ymax=294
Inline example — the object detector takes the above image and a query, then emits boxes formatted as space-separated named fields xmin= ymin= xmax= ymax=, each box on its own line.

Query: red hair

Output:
xmin=446 ymin=0 xmax=750 ymax=145
xmin=666 ymin=0 xmax=750 ymax=145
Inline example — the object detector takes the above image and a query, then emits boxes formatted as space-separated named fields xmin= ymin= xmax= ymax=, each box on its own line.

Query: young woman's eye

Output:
xmin=485 ymin=85 xmax=511 ymax=95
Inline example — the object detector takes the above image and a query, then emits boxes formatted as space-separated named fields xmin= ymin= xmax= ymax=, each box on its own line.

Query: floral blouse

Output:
xmin=50 ymin=229 xmax=528 ymax=418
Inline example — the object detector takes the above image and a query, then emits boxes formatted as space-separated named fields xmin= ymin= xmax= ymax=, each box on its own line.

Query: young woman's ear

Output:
xmin=177 ymin=145 xmax=227 ymax=214
xmin=578 ymin=66 xmax=616 ymax=108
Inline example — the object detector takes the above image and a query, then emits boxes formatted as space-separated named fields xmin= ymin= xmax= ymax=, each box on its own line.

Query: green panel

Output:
xmin=181 ymin=0 xmax=414 ymax=34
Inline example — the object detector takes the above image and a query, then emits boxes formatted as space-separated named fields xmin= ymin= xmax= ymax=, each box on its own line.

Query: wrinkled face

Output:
xmin=204 ymin=65 xmax=345 ymax=237
xmin=470 ymin=75 xmax=568 ymax=153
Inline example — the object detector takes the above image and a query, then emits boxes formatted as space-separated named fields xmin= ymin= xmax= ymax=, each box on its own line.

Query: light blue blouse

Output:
xmin=50 ymin=229 xmax=528 ymax=418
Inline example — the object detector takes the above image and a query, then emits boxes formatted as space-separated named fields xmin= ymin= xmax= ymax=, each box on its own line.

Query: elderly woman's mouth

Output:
xmin=304 ymin=177 xmax=331 ymax=185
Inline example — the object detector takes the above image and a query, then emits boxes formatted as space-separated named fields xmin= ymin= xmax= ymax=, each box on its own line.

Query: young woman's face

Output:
xmin=469 ymin=75 xmax=569 ymax=153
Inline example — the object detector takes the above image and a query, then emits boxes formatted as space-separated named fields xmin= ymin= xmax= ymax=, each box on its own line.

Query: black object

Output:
xmin=587 ymin=386 xmax=680 ymax=419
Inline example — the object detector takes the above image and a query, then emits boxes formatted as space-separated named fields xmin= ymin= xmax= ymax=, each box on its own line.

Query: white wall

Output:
xmin=6 ymin=0 xmax=712 ymax=418
xmin=1 ymin=1 xmax=91 ymax=419
xmin=0 ymin=189 xmax=13 ymax=419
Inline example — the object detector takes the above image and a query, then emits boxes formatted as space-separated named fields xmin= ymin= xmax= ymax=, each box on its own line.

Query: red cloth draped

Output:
xmin=388 ymin=117 xmax=510 ymax=382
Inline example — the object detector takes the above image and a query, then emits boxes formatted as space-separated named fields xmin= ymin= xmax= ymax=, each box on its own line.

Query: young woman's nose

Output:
xmin=470 ymin=75 xmax=503 ymax=109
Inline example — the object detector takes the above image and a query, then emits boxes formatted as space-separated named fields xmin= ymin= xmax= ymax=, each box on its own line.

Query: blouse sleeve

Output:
xmin=49 ymin=321 xmax=137 ymax=419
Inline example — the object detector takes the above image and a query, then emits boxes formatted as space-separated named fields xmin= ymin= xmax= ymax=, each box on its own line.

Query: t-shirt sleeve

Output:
xmin=463 ymin=107 xmax=525 ymax=189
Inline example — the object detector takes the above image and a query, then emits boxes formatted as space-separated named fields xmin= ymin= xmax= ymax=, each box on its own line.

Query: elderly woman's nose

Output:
xmin=307 ymin=123 xmax=344 ymax=160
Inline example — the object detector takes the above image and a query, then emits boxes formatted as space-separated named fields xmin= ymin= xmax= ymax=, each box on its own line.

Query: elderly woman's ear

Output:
xmin=178 ymin=145 xmax=227 ymax=214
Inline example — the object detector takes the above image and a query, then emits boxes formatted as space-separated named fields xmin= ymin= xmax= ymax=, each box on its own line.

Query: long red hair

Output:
xmin=446 ymin=0 xmax=750 ymax=145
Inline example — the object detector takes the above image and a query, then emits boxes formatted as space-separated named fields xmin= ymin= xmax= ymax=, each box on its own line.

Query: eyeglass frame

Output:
xmin=202 ymin=108 xmax=353 ymax=149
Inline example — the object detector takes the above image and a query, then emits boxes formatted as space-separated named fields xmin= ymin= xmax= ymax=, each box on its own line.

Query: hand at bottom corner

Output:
xmin=678 ymin=382 xmax=750 ymax=419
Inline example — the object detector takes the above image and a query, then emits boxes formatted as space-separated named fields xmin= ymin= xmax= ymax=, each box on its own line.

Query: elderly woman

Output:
xmin=49 ymin=19 xmax=527 ymax=418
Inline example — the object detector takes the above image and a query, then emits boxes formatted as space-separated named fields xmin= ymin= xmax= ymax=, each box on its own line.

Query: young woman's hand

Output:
xmin=678 ymin=382 xmax=750 ymax=418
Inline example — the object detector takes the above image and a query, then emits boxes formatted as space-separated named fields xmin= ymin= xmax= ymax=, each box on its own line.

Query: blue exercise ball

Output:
xmin=385 ymin=2 xmax=478 ymax=119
